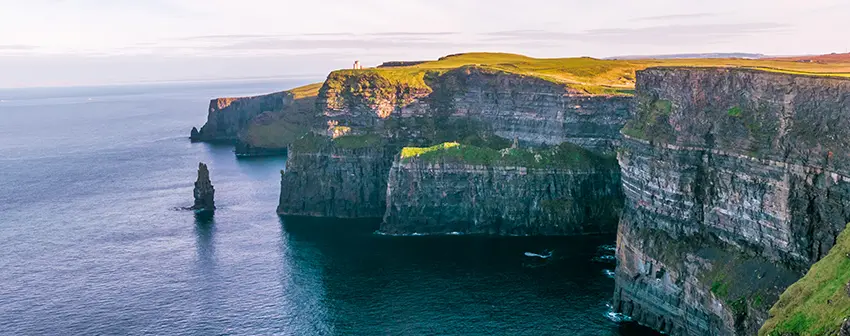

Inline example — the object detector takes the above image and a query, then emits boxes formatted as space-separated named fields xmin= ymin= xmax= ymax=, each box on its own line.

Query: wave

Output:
xmin=597 ymin=244 xmax=617 ymax=252
xmin=603 ymin=269 xmax=615 ymax=278
xmin=373 ymin=231 xmax=466 ymax=237
xmin=524 ymin=251 xmax=553 ymax=259
xmin=592 ymin=255 xmax=617 ymax=263
xmin=604 ymin=304 xmax=633 ymax=323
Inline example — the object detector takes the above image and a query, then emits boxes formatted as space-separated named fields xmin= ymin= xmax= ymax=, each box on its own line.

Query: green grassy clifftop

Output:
xmin=760 ymin=224 xmax=850 ymax=336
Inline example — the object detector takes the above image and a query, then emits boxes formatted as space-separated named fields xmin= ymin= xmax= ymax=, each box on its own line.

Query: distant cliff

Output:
xmin=381 ymin=142 xmax=622 ymax=235
xmin=613 ymin=67 xmax=850 ymax=335
xmin=191 ymin=91 xmax=289 ymax=142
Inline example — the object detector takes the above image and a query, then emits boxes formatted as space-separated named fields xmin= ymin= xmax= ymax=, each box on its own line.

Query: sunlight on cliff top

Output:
xmin=760 ymin=223 xmax=850 ymax=336
xmin=399 ymin=141 xmax=615 ymax=169
xmin=328 ymin=52 xmax=850 ymax=96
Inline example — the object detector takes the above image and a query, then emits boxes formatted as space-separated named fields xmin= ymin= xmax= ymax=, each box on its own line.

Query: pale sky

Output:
xmin=0 ymin=0 xmax=847 ymax=88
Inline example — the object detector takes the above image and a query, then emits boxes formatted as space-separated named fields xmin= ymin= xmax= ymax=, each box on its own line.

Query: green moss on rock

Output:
xmin=400 ymin=141 xmax=613 ymax=169
xmin=760 ymin=223 xmax=850 ymax=336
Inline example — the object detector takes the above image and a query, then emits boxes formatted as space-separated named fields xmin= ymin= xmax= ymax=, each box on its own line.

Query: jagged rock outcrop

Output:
xmin=191 ymin=91 xmax=289 ymax=142
xmin=192 ymin=162 xmax=215 ymax=212
xmin=380 ymin=144 xmax=622 ymax=235
xmin=613 ymin=67 xmax=850 ymax=335
xmin=278 ymin=66 xmax=631 ymax=224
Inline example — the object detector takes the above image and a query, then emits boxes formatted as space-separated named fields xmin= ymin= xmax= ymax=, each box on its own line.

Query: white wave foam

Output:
xmin=524 ymin=251 xmax=553 ymax=259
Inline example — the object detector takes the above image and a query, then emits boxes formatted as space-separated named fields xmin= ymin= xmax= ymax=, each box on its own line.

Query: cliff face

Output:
xmin=277 ymin=139 xmax=395 ymax=218
xmin=381 ymin=153 xmax=622 ymax=235
xmin=277 ymin=67 xmax=631 ymax=222
xmin=318 ymin=67 xmax=632 ymax=153
xmin=422 ymin=67 xmax=632 ymax=153
xmin=191 ymin=91 xmax=290 ymax=142
xmin=613 ymin=67 xmax=850 ymax=335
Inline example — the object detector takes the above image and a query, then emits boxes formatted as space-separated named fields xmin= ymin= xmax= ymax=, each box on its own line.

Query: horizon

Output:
xmin=1 ymin=0 xmax=849 ymax=88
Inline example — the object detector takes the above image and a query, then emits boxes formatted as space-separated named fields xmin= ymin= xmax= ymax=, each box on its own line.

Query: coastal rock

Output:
xmin=192 ymin=162 xmax=215 ymax=212
xmin=191 ymin=91 xmax=290 ymax=143
xmin=613 ymin=67 xmax=850 ymax=335
xmin=381 ymin=146 xmax=622 ymax=235
xmin=277 ymin=141 xmax=395 ymax=218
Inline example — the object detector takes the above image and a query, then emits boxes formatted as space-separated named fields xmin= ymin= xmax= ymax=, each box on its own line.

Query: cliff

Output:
xmin=760 ymin=223 xmax=850 ymax=335
xmin=380 ymin=142 xmax=622 ymax=235
xmin=235 ymin=83 xmax=323 ymax=156
xmin=319 ymin=65 xmax=632 ymax=153
xmin=613 ymin=67 xmax=850 ymax=335
xmin=191 ymin=91 xmax=289 ymax=142
xmin=277 ymin=134 xmax=395 ymax=218
xmin=277 ymin=63 xmax=632 ymax=226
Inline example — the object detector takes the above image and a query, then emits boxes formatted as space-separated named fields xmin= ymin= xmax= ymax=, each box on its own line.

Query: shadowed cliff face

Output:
xmin=191 ymin=91 xmax=290 ymax=143
xmin=277 ymin=67 xmax=632 ymax=229
xmin=614 ymin=68 xmax=850 ymax=335
xmin=381 ymin=158 xmax=622 ymax=235
xmin=277 ymin=144 xmax=395 ymax=218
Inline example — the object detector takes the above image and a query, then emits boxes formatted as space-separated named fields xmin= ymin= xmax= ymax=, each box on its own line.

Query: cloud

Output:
xmin=0 ymin=44 xmax=37 ymax=50
xmin=486 ymin=22 xmax=792 ymax=45
xmin=633 ymin=13 xmax=718 ymax=22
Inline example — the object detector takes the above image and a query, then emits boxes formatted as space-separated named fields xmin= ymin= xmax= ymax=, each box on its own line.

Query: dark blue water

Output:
xmin=0 ymin=80 xmax=656 ymax=335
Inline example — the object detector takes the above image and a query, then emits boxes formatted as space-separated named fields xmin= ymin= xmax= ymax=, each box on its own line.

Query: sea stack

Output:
xmin=192 ymin=162 xmax=215 ymax=212
xmin=189 ymin=127 xmax=200 ymax=141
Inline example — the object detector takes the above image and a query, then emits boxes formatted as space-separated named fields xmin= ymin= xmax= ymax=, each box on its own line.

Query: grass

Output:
xmin=399 ymin=141 xmax=613 ymax=169
xmin=728 ymin=106 xmax=743 ymax=117
xmin=289 ymin=82 xmax=323 ymax=99
xmin=332 ymin=133 xmax=383 ymax=149
xmin=240 ymin=82 xmax=322 ymax=149
xmin=330 ymin=52 xmax=850 ymax=97
xmin=760 ymin=223 xmax=850 ymax=336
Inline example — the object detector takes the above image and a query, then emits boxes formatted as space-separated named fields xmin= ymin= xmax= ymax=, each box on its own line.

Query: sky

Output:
xmin=0 ymin=0 xmax=847 ymax=88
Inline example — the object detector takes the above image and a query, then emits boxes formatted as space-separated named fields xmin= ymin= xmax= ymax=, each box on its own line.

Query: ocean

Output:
xmin=0 ymin=79 xmax=658 ymax=335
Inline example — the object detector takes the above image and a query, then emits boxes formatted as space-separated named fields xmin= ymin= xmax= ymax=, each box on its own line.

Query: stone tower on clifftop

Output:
xmin=192 ymin=162 xmax=215 ymax=212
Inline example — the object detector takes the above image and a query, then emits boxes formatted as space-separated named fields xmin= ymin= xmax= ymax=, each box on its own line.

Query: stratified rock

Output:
xmin=613 ymin=67 xmax=850 ymax=335
xmin=191 ymin=91 xmax=289 ymax=143
xmin=380 ymin=143 xmax=623 ymax=235
xmin=278 ymin=140 xmax=394 ymax=218
xmin=192 ymin=162 xmax=215 ymax=212
xmin=278 ymin=66 xmax=632 ymax=221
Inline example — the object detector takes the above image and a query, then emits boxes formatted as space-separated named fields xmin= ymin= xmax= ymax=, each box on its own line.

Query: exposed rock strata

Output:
xmin=192 ymin=162 xmax=215 ymax=212
xmin=318 ymin=66 xmax=632 ymax=153
xmin=278 ymin=67 xmax=631 ymax=227
xmin=191 ymin=91 xmax=289 ymax=142
xmin=613 ymin=67 xmax=850 ymax=335
xmin=381 ymin=156 xmax=622 ymax=235
xmin=277 ymin=143 xmax=395 ymax=218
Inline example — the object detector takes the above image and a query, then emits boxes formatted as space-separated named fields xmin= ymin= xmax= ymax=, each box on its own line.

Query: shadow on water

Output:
xmin=278 ymin=216 xmax=662 ymax=336
xmin=194 ymin=212 xmax=216 ymax=268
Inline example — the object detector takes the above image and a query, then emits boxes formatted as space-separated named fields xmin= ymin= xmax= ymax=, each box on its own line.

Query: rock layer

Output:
xmin=613 ymin=67 xmax=850 ymax=335
xmin=381 ymin=156 xmax=622 ymax=235
xmin=191 ymin=91 xmax=289 ymax=142
xmin=278 ymin=67 xmax=631 ymax=227
xmin=277 ymin=143 xmax=395 ymax=218
xmin=193 ymin=162 xmax=215 ymax=212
